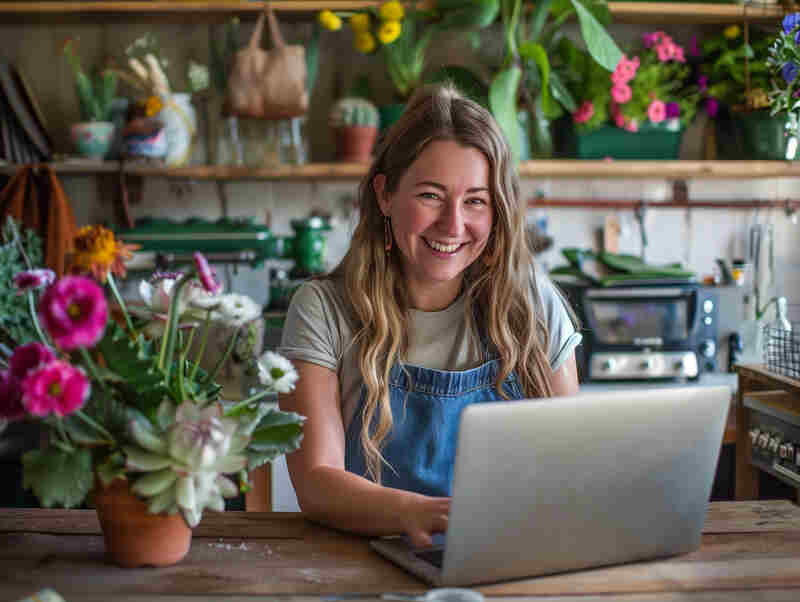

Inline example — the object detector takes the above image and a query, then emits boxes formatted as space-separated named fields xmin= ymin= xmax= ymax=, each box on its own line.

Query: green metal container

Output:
xmin=556 ymin=120 xmax=684 ymax=160
xmin=715 ymin=110 xmax=797 ymax=160
xmin=267 ymin=215 xmax=332 ymax=278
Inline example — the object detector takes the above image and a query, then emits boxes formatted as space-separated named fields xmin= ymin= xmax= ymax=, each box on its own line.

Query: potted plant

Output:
xmin=766 ymin=13 xmax=800 ymax=160
xmin=329 ymin=96 xmax=380 ymax=162
xmin=0 ymin=220 xmax=304 ymax=568
xmin=558 ymin=31 xmax=700 ymax=159
xmin=62 ymin=38 xmax=119 ymax=159
xmin=698 ymin=25 xmax=779 ymax=160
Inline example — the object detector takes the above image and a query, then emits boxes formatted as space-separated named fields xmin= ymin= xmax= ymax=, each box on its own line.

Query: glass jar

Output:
xmin=239 ymin=117 xmax=281 ymax=168
xmin=158 ymin=92 xmax=197 ymax=167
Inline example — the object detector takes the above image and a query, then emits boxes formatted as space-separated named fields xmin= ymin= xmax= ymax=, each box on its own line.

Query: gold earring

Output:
xmin=384 ymin=216 xmax=392 ymax=253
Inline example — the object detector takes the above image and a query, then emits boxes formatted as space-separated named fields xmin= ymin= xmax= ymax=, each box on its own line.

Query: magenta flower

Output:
xmin=38 ymin=276 xmax=108 ymax=351
xmin=648 ymin=100 xmax=667 ymax=124
xmin=643 ymin=32 xmax=660 ymax=48
xmin=193 ymin=252 xmax=222 ymax=295
xmin=706 ymin=97 xmax=719 ymax=117
xmin=21 ymin=359 xmax=90 ymax=417
xmin=698 ymin=75 xmax=709 ymax=92
xmin=674 ymin=46 xmax=686 ymax=63
xmin=657 ymin=42 xmax=677 ymax=62
xmin=666 ymin=102 xmax=681 ymax=119
xmin=614 ymin=112 xmax=627 ymax=128
xmin=9 ymin=342 xmax=56 ymax=382
xmin=611 ymin=84 xmax=632 ymax=104
xmin=612 ymin=54 xmax=639 ymax=84
xmin=14 ymin=269 xmax=56 ymax=294
xmin=689 ymin=35 xmax=700 ymax=57
xmin=573 ymin=100 xmax=595 ymax=124
xmin=0 ymin=370 xmax=25 ymax=422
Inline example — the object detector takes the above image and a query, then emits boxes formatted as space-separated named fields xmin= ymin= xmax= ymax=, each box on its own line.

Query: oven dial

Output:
xmin=703 ymin=299 xmax=714 ymax=314
xmin=699 ymin=340 xmax=716 ymax=358
xmin=601 ymin=358 xmax=616 ymax=372
xmin=673 ymin=359 xmax=685 ymax=372
xmin=639 ymin=358 xmax=654 ymax=371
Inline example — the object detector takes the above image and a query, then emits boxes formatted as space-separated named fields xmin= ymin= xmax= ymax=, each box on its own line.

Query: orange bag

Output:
xmin=226 ymin=5 xmax=309 ymax=119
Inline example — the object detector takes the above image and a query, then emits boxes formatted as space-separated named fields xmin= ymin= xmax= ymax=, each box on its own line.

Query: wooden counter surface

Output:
xmin=1 ymin=501 xmax=800 ymax=601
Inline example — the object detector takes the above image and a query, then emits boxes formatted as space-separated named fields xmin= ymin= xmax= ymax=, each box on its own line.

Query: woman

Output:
xmin=278 ymin=84 xmax=581 ymax=547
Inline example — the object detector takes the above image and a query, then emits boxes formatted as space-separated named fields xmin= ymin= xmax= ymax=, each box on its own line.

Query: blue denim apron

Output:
xmin=345 ymin=340 xmax=524 ymax=497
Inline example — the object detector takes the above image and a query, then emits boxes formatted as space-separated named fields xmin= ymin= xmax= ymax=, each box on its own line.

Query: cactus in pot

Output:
xmin=329 ymin=96 xmax=379 ymax=163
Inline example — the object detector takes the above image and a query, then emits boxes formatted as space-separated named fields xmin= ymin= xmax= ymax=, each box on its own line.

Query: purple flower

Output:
xmin=783 ymin=62 xmax=799 ymax=84
xmin=783 ymin=13 xmax=800 ymax=35
xmin=666 ymin=102 xmax=681 ymax=119
xmin=698 ymin=75 xmax=709 ymax=92
xmin=794 ymin=89 xmax=800 ymax=98
xmin=9 ymin=342 xmax=56 ymax=382
xmin=150 ymin=271 xmax=184 ymax=283
xmin=21 ymin=359 xmax=90 ymax=417
xmin=706 ymin=97 xmax=720 ymax=117
xmin=38 ymin=276 xmax=108 ymax=351
xmin=193 ymin=252 xmax=222 ymax=295
xmin=689 ymin=35 xmax=700 ymax=58
xmin=795 ymin=30 xmax=800 ymax=46
xmin=0 ymin=370 xmax=25 ymax=422
xmin=14 ymin=269 xmax=56 ymax=294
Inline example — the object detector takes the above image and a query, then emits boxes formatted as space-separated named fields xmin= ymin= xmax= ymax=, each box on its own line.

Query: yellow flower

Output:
xmin=354 ymin=31 xmax=377 ymax=54
xmin=319 ymin=10 xmax=342 ymax=31
xmin=379 ymin=1 xmax=405 ymax=22
xmin=70 ymin=226 xmax=140 ymax=283
xmin=144 ymin=95 xmax=163 ymax=117
xmin=349 ymin=13 xmax=370 ymax=33
xmin=377 ymin=20 xmax=402 ymax=45
xmin=724 ymin=25 xmax=740 ymax=39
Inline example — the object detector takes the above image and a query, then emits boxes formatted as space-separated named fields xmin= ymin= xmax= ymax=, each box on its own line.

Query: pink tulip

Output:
xmin=9 ymin=342 xmax=56 ymax=382
xmin=648 ymin=100 xmax=667 ymax=124
xmin=38 ymin=276 xmax=108 ymax=351
xmin=14 ymin=269 xmax=56 ymax=294
xmin=21 ymin=359 xmax=90 ymax=417
xmin=611 ymin=84 xmax=632 ymax=104
xmin=573 ymin=100 xmax=595 ymax=124
xmin=193 ymin=252 xmax=222 ymax=295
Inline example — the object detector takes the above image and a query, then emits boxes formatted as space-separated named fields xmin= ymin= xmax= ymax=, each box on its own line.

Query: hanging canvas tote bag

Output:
xmin=226 ymin=5 xmax=308 ymax=119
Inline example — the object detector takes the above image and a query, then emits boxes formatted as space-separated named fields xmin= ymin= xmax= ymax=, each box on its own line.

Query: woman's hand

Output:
xmin=399 ymin=493 xmax=451 ymax=548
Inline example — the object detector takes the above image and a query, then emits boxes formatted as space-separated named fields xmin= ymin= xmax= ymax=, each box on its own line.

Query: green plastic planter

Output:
xmin=715 ymin=110 xmax=797 ymax=160
xmin=556 ymin=120 xmax=684 ymax=160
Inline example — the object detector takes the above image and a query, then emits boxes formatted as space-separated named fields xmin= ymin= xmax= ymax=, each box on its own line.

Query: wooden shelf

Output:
xmin=5 ymin=159 xmax=800 ymax=180
xmin=0 ymin=1 xmax=788 ymax=23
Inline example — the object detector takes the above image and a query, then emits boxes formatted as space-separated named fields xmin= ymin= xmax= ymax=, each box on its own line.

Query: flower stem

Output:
xmin=54 ymin=419 xmax=74 ymax=452
xmin=27 ymin=291 xmax=49 ymax=345
xmin=205 ymin=327 xmax=240 ymax=386
xmin=223 ymin=387 xmax=274 ymax=416
xmin=75 ymin=409 xmax=116 ymax=444
xmin=161 ymin=272 xmax=194 ymax=383
xmin=189 ymin=308 xmax=213 ymax=382
xmin=106 ymin=272 xmax=136 ymax=337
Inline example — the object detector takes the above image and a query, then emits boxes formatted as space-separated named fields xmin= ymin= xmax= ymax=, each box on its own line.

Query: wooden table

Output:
xmin=2 ymin=501 xmax=800 ymax=601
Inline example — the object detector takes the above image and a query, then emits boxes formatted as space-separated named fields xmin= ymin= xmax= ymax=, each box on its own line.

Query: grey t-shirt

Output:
xmin=278 ymin=271 xmax=582 ymax=429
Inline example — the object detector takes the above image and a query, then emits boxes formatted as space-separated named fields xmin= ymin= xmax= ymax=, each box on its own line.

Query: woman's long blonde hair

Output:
xmin=329 ymin=84 xmax=553 ymax=483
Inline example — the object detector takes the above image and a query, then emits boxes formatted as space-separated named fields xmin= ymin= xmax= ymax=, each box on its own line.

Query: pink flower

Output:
xmin=625 ymin=119 xmax=639 ymax=133
xmin=614 ymin=112 xmax=627 ymax=128
xmin=10 ymin=342 xmax=56 ymax=382
xmin=657 ymin=42 xmax=677 ymax=62
xmin=643 ymin=32 xmax=660 ymax=48
xmin=573 ymin=100 xmax=595 ymax=124
xmin=611 ymin=84 xmax=632 ymax=104
xmin=14 ymin=269 xmax=56 ymax=294
xmin=0 ymin=370 xmax=25 ymax=422
xmin=193 ymin=252 xmax=222 ymax=295
xmin=674 ymin=46 xmax=686 ymax=63
xmin=648 ymin=100 xmax=667 ymax=124
xmin=21 ymin=359 xmax=89 ymax=417
xmin=38 ymin=276 xmax=107 ymax=351
xmin=613 ymin=54 xmax=639 ymax=83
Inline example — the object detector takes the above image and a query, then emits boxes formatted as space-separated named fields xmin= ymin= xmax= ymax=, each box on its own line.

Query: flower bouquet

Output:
xmin=766 ymin=13 xmax=800 ymax=159
xmin=0 ymin=220 xmax=304 ymax=567
xmin=561 ymin=31 xmax=699 ymax=159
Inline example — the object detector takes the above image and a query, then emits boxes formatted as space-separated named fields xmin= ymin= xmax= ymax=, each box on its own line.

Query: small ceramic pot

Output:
xmin=334 ymin=125 xmax=378 ymax=163
xmin=69 ymin=121 xmax=115 ymax=159
xmin=93 ymin=478 xmax=192 ymax=568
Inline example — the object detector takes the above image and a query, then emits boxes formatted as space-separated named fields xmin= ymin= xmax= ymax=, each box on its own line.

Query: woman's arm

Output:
xmin=550 ymin=351 xmax=580 ymax=397
xmin=279 ymin=360 xmax=449 ymax=547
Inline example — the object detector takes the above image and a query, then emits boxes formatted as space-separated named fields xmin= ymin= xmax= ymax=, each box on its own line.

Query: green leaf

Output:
xmin=549 ymin=70 xmax=576 ymax=113
xmin=527 ymin=0 xmax=554 ymax=42
xmin=56 ymin=414 xmax=108 ymax=446
xmin=520 ymin=41 xmax=551 ymax=114
xmin=436 ymin=0 xmax=499 ymax=30
xmin=247 ymin=422 xmax=304 ymax=458
xmin=570 ymin=0 xmax=621 ymax=72
xmin=22 ymin=447 xmax=93 ymax=508
xmin=489 ymin=65 xmax=523 ymax=162
xmin=123 ymin=445 xmax=171 ymax=471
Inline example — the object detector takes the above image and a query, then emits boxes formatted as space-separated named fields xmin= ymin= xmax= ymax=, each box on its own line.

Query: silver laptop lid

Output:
xmin=441 ymin=385 xmax=730 ymax=586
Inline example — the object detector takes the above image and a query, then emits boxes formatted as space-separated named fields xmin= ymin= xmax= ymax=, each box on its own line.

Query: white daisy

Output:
xmin=257 ymin=351 xmax=298 ymax=393
xmin=217 ymin=293 xmax=262 ymax=328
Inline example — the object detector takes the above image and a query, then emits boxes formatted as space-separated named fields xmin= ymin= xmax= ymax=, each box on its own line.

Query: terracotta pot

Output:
xmin=334 ymin=125 xmax=378 ymax=163
xmin=93 ymin=478 xmax=192 ymax=568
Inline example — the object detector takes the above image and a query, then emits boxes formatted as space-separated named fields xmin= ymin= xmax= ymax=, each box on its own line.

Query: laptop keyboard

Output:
xmin=414 ymin=548 xmax=444 ymax=568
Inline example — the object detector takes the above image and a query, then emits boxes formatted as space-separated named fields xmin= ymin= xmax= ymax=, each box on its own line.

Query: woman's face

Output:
xmin=374 ymin=139 xmax=494 ymax=310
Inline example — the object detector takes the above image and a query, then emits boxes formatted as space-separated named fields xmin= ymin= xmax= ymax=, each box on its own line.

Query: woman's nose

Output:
xmin=437 ymin=202 xmax=464 ymax=235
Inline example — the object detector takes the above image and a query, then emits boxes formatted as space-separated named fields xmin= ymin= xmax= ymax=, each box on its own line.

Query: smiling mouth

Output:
xmin=423 ymin=238 xmax=466 ymax=254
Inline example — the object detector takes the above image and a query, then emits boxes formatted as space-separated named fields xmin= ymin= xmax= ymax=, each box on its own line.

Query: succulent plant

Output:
xmin=329 ymin=96 xmax=379 ymax=128
xmin=117 ymin=400 xmax=249 ymax=527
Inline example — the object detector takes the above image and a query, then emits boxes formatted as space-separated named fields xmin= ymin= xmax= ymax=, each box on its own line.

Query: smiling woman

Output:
xmin=276 ymin=84 xmax=581 ymax=549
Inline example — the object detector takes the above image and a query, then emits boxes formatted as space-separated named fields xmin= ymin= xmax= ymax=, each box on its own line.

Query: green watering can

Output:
xmin=266 ymin=215 xmax=332 ymax=278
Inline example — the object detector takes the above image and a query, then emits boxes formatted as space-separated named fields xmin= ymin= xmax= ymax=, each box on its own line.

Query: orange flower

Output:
xmin=70 ymin=225 xmax=140 ymax=282
xmin=144 ymin=95 xmax=164 ymax=117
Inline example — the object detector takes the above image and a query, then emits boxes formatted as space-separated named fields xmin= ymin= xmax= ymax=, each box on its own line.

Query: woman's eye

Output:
xmin=467 ymin=197 xmax=488 ymax=206
xmin=419 ymin=192 xmax=440 ymax=201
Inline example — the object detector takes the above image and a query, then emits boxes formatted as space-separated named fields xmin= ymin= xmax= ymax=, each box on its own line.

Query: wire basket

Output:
xmin=763 ymin=322 xmax=800 ymax=380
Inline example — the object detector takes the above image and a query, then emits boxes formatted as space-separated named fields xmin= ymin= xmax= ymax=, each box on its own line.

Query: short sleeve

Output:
xmin=535 ymin=270 xmax=583 ymax=372
xmin=277 ymin=281 xmax=341 ymax=372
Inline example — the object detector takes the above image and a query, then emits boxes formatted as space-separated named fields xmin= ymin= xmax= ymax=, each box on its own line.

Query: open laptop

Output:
xmin=371 ymin=385 xmax=731 ymax=586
